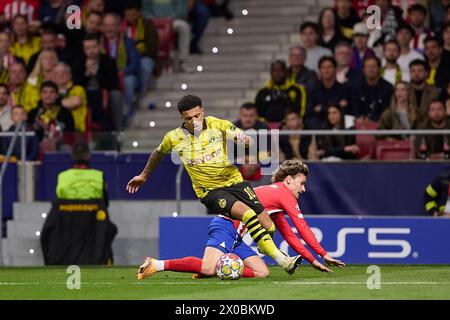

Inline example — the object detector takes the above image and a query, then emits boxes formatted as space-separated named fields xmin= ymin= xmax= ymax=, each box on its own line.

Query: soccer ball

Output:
xmin=215 ymin=253 xmax=244 ymax=280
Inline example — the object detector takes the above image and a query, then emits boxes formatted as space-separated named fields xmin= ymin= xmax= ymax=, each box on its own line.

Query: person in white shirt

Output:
xmin=299 ymin=22 xmax=332 ymax=73
xmin=396 ymin=24 xmax=424 ymax=82
xmin=0 ymin=84 xmax=12 ymax=131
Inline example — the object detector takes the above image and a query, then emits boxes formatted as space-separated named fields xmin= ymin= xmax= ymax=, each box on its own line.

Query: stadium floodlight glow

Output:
xmin=29 ymin=249 xmax=35 ymax=254
xmin=149 ymin=121 xmax=156 ymax=127
xmin=227 ymin=28 xmax=234 ymax=35
xmin=165 ymin=101 xmax=172 ymax=108
xmin=212 ymin=47 xmax=219 ymax=54
xmin=172 ymin=212 xmax=178 ymax=217
xmin=242 ymin=9 xmax=248 ymax=16
xmin=181 ymin=83 xmax=188 ymax=90
xmin=35 ymin=231 xmax=40 ymax=237
xmin=132 ymin=141 xmax=139 ymax=148
xmin=41 ymin=213 xmax=47 ymax=219
xmin=196 ymin=65 xmax=203 ymax=72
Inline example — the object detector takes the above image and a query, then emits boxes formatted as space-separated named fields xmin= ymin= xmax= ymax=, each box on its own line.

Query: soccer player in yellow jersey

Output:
xmin=127 ymin=95 xmax=303 ymax=278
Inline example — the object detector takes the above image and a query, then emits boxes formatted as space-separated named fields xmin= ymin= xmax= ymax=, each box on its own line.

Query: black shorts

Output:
xmin=200 ymin=181 xmax=265 ymax=217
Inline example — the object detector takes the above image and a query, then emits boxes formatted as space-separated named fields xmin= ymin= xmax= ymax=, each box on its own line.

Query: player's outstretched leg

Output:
xmin=233 ymin=204 xmax=302 ymax=275
xmin=137 ymin=256 xmax=203 ymax=280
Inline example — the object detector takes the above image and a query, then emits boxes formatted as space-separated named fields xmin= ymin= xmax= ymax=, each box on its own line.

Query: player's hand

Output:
xmin=312 ymin=260 xmax=333 ymax=273
xmin=323 ymin=254 xmax=346 ymax=268
xmin=126 ymin=175 xmax=147 ymax=194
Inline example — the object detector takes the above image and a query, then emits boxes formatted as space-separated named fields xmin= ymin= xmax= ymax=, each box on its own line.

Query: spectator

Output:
xmin=188 ymin=0 xmax=210 ymax=54
xmin=27 ymin=49 xmax=59 ymax=88
xmin=430 ymin=0 xmax=450 ymax=34
xmin=121 ymin=2 xmax=158 ymax=97
xmin=408 ymin=4 xmax=433 ymax=54
xmin=72 ymin=34 xmax=122 ymax=131
xmin=374 ymin=0 xmax=404 ymax=43
xmin=381 ymin=39 xmax=402 ymax=86
xmin=424 ymin=36 xmax=450 ymax=95
xmin=0 ymin=84 xmax=12 ymax=131
xmin=234 ymin=102 xmax=269 ymax=131
xmin=101 ymin=13 xmax=141 ymax=118
xmin=350 ymin=22 xmax=375 ymax=72
xmin=255 ymin=60 xmax=307 ymax=123
xmin=81 ymin=0 xmax=105 ymax=26
xmin=0 ymin=0 xmax=40 ymax=23
xmin=238 ymin=154 xmax=271 ymax=188
xmin=408 ymin=59 xmax=440 ymax=121
xmin=424 ymin=169 xmax=450 ymax=216
xmin=396 ymin=24 xmax=424 ymax=82
xmin=53 ymin=62 xmax=87 ymax=133
xmin=443 ymin=22 xmax=450 ymax=58
xmin=38 ymin=0 xmax=72 ymax=26
xmin=445 ymin=82 xmax=450 ymax=117
xmin=315 ymin=105 xmax=359 ymax=160
xmin=2 ymin=105 xmax=39 ymax=160
xmin=352 ymin=56 xmax=394 ymax=121
xmin=279 ymin=108 xmax=313 ymax=160
xmin=27 ymin=28 xmax=71 ymax=74
xmin=378 ymin=81 xmax=418 ymax=139
xmin=7 ymin=62 xmax=40 ymax=112
xmin=27 ymin=80 xmax=75 ymax=141
xmin=287 ymin=45 xmax=317 ymax=92
xmin=142 ymin=0 xmax=191 ymax=72
xmin=334 ymin=41 xmax=362 ymax=87
xmin=306 ymin=56 xmax=352 ymax=129
xmin=318 ymin=7 xmax=347 ymax=52
xmin=415 ymin=99 xmax=450 ymax=160
xmin=0 ymin=31 xmax=23 ymax=84
xmin=10 ymin=15 xmax=41 ymax=67
xmin=334 ymin=0 xmax=360 ymax=40
xmin=299 ymin=22 xmax=332 ymax=73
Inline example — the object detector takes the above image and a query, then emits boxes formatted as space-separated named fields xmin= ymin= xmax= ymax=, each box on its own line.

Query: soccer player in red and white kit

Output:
xmin=254 ymin=159 xmax=345 ymax=273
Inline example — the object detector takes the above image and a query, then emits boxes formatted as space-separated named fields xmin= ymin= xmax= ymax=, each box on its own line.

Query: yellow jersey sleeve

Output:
xmin=156 ymin=131 xmax=174 ymax=154
xmin=217 ymin=118 xmax=242 ymax=140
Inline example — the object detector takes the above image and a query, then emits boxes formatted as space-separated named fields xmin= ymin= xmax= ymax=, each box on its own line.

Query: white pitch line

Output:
xmin=1 ymin=281 xmax=449 ymax=286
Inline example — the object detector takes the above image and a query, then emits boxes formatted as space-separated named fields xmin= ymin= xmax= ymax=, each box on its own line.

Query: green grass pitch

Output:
xmin=0 ymin=265 xmax=449 ymax=300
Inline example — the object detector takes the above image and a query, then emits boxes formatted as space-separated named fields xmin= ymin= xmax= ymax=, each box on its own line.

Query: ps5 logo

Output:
xmin=277 ymin=227 xmax=412 ymax=259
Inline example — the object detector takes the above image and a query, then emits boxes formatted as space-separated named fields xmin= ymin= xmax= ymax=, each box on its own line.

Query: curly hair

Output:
xmin=271 ymin=160 xmax=309 ymax=183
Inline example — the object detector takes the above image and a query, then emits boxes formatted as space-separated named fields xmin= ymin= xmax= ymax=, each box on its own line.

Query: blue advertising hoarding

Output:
xmin=160 ymin=216 xmax=450 ymax=264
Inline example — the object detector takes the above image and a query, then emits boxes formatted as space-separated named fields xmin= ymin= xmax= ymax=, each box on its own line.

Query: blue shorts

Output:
xmin=206 ymin=217 xmax=256 ymax=261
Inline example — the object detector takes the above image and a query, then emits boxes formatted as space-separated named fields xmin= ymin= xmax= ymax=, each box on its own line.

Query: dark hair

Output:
xmin=124 ymin=0 xmax=142 ymax=11
xmin=72 ymin=141 xmax=91 ymax=162
xmin=270 ymin=60 xmax=287 ymax=70
xmin=335 ymin=41 xmax=352 ymax=50
xmin=427 ymin=99 xmax=445 ymax=112
xmin=299 ymin=21 xmax=319 ymax=34
xmin=40 ymin=81 xmax=58 ymax=93
xmin=0 ymin=83 xmax=9 ymax=94
xmin=409 ymin=59 xmax=429 ymax=72
xmin=177 ymin=95 xmax=202 ymax=113
xmin=383 ymin=39 xmax=400 ymax=51
xmin=41 ymin=28 xmax=57 ymax=37
xmin=240 ymin=102 xmax=257 ymax=110
xmin=284 ymin=107 xmax=300 ymax=118
xmin=362 ymin=56 xmax=381 ymax=68
xmin=319 ymin=56 xmax=337 ymax=68
xmin=272 ymin=160 xmax=309 ymax=183
xmin=12 ymin=14 xmax=28 ymax=24
xmin=87 ymin=10 xmax=103 ymax=19
xmin=424 ymin=35 xmax=442 ymax=47
xmin=83 ymin=33 xmax=100 ymax=43
xmin=318 ymin=7 xmax=338 ymax=36
xmin=443 ymin=21 xmax=450 ymax=33
xmin=396 ymin=23 xmax=414 ymax=36
xmin=408 ymin=3 xmax=427 ymax=15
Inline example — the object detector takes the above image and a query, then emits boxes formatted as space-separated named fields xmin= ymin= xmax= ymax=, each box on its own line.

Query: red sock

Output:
xmin=242 ymin=266 xmax=255 ymax=278
xmin=164 ymin=257 xmax=203 ymax=273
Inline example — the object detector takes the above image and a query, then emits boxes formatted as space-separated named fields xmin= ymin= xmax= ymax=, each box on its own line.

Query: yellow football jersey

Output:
xmin=156 ymin=116 xmax=244 ymax=198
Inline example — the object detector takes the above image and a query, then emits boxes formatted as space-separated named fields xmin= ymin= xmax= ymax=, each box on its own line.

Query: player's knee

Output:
xmin=201 ymin=264 xmax=216 ymax=277
xmin=254 ymin=268 xmax=270 ymax=278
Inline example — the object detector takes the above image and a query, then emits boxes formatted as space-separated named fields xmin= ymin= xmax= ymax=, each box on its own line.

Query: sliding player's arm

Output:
xmin=282 ymin=200 xmax=345 ymax=268
xmin=126 ymin=133 xmax=172 ymax=193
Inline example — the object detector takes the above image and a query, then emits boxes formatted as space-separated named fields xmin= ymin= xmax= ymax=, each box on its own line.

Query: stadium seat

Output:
xmin=149 ymin=18 xmax=174 ymax=73
xmin=355 ymin=120 xmax=378 ymax=159
xmin=376 ymin=139 xmax=412 ymax=160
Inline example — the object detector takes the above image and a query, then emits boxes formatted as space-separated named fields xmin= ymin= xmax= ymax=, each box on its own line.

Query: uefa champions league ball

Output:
xmin=215 ymin=253 xmax=244 ymax=280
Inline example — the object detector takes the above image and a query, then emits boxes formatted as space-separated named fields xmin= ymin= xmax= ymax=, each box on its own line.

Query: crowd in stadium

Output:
xmin=0 ymin=0 xmax=449 ymax=162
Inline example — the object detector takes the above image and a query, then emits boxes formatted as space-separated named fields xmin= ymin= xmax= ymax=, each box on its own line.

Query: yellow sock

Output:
xmin=267 ymin=223 xmax=276 ymax=239
xmin=242 ymin=210 xmax=284 ymax=265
